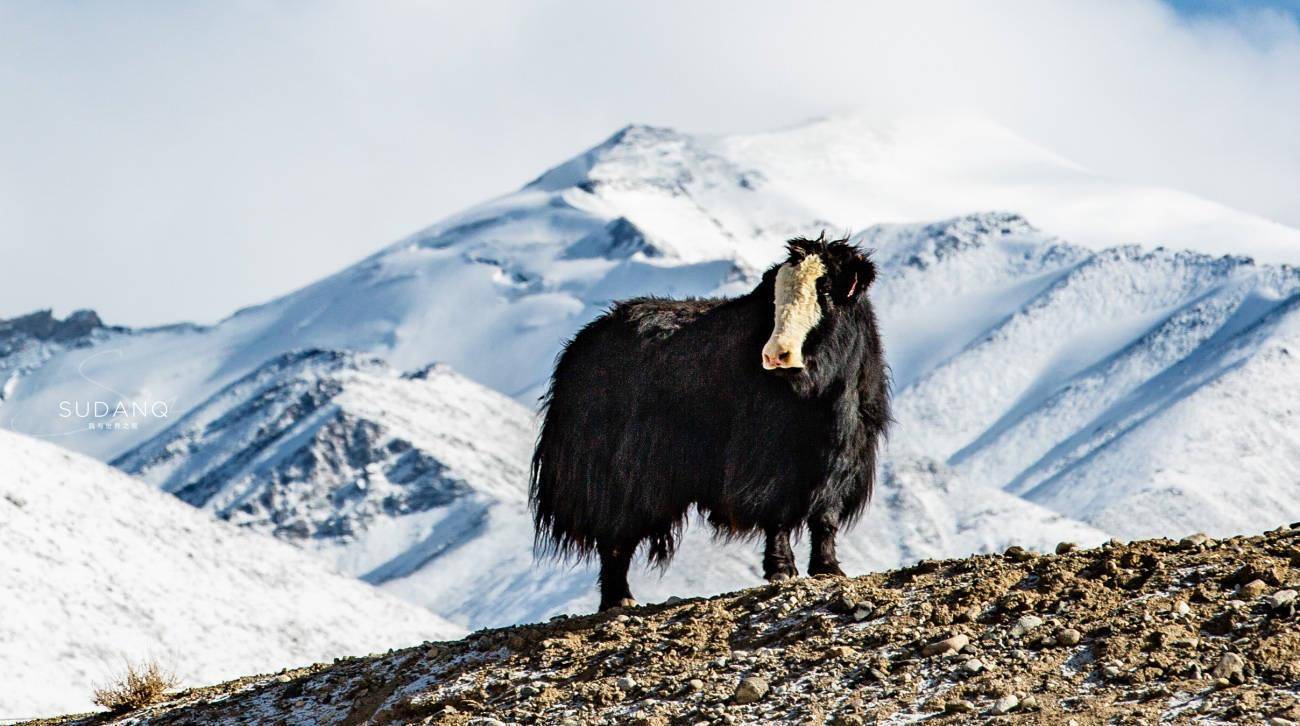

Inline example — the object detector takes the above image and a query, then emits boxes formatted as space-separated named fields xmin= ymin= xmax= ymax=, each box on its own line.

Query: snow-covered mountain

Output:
xmin=6 ymin=113 xmax=1299 ymax=461
xmin=114 ymin=350 xmax=536 ymax=580
xmin=0 ymin=428 xmax=460 ymax=718
xmin=868 ymin=214 xmax=1300 ymax=539
xmin=5 ymin=112 xmax=1300 ymax=632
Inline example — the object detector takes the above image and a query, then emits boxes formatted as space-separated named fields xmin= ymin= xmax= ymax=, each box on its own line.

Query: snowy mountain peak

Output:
xmin=526 ymin=123 xmax=764 ymax=197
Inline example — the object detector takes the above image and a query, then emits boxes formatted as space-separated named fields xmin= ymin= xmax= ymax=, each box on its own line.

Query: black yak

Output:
xmin=531 ymin=234 xmax=890 ymax=610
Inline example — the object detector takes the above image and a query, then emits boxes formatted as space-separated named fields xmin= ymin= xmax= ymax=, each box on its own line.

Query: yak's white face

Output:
xmin=762 ymin=254 xmax=826 ymax=370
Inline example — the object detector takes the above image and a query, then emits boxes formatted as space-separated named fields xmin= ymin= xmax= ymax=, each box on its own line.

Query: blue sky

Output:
xmin=2 ymin=1 xmax=1299 ymax=326
xmin=1168 ymin=0 xmax=1300 ymax=19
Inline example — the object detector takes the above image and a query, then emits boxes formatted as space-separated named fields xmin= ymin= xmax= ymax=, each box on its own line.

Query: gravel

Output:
xmin=47 ymin=525 xmax=1300 ymax=726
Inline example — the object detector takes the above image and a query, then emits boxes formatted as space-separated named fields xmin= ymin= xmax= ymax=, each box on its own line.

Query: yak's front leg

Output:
xmin=808 ymin=512 xmax=846 ymax=577
xmin=598 ymin=543 xmax=637 ymax=611
xmin=763 ymin=526 xmax=798 ymax=582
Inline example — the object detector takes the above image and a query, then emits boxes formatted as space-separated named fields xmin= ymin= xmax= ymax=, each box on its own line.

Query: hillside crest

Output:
xmin=47 ymin=524 xmax=1300 ymax=725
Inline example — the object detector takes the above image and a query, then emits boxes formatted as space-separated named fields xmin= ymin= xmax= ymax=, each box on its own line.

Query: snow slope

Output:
xmin=115 ymin=350 xmax=536 ymax=580
xmin=867 ymin=214 xmax=1300 ymax=540
xmin=719 ymin=113 xmax=1300 ymax=261
xmin=0 ymin=428 xmax=460 ymax=718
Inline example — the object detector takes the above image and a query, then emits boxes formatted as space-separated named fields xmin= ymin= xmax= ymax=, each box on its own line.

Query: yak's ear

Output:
xmin=786 ymin=237 xmax=815 ymax=261
xmin=835 ymin=256 xmax=876 ymax=303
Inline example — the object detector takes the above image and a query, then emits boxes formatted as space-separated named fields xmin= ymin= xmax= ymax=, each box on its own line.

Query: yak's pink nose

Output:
xmin=761 ymin=348 xmax=795 ymax=370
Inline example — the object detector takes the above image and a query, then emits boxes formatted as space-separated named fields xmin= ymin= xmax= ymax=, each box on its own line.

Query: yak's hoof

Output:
xmin=808 ymin=563 xmax=846 ymax=578
xmin=766 ymin=571 xmax=793 ymax=583
xmin=600 ymin=597 xmax=638 ymax=612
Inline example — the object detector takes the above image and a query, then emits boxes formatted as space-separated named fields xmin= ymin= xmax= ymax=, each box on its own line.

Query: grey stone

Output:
xmin=1056 ymin=628 xmax=1082 ymax=646
xmin=944 ymin=700 xmax=976 ymax=713
xmin=1266 ymin=589 xmax=1297 ymax=608
xmin=1239 ymin=579 xmax=1268 ymax=599
xmin=1004 ymin=546 xmax=1035 ymax=562
xmin=1212 ymin=652 xmax=1245 ymax=684
xmin=993 ymin=694 xmax=1019 ymax=714
xmin=829 ymin=593 xmax=856 ymax=613
xmin=733 ymin=676 xmax=769 ymax=704
xmin=922 ymin=633 xmax=969 ymax=656
xmin=1011 ymin=614 xmax=1044 ymax=637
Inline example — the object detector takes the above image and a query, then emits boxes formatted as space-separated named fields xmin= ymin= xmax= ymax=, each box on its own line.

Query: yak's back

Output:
xmin=543 ymin=297 xmax=724 ymax=404
xmin=544 ymin=297 xmax=716 ymax=403
xmin=617 ymin=296 xmax=728 ymax=342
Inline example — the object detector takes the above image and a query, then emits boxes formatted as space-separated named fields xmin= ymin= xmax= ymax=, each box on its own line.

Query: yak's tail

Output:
xmin=530 ymin=305 xmax=695 ymax=568
xmin=529 ymin=384 xmax=590 ymax=562
xmin=529 ymin=375 xmax=682 ymax=569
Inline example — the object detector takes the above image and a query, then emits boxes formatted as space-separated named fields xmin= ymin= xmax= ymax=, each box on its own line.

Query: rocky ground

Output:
xmin=36 ymin=524 xmax=1300 ymax=725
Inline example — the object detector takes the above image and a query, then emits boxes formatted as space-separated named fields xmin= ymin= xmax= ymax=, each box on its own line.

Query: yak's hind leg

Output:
xmin=598 ymin=542 xmax=637 ymax=611
xmin=807 ymin=512 xmax=846 ymax=577
xmin=763 ymin=527 xmax=798 ymax=582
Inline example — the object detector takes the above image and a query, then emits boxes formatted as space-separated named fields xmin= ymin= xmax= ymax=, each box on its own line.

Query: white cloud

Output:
xmin=2 ymin=0 xmax=1298 ymax=325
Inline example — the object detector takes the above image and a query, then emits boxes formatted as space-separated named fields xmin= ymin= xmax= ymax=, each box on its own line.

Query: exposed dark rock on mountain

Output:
xmin=0 ymin=308 xmax=106 ymax=344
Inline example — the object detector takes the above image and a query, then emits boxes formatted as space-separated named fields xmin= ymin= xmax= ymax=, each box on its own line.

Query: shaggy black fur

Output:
xmin=530 ymin=235 xmax=890 ymax=610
